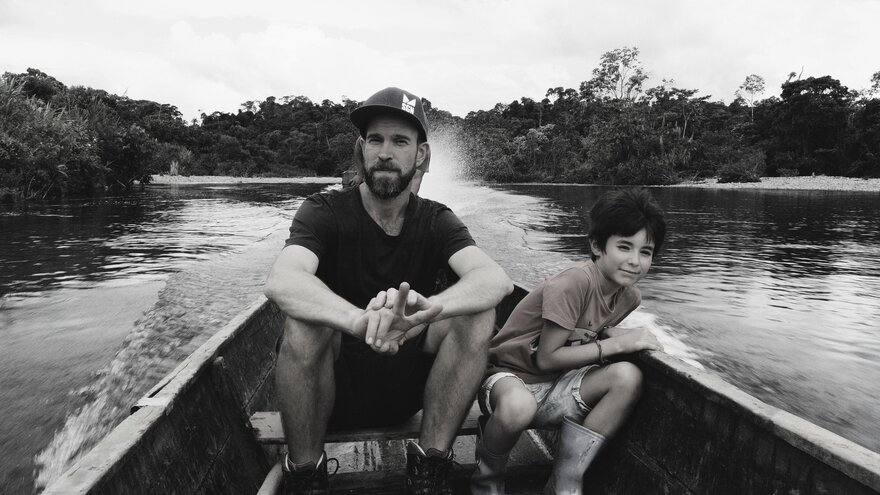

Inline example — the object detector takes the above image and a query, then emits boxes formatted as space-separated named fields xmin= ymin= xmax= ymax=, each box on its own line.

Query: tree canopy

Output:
xmin=2 ymin=53 xmax=879 ymax=201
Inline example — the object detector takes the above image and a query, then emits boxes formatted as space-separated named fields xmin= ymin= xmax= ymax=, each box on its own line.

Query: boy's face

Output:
xmin=591 ymin=228 xmax=655 ymax=289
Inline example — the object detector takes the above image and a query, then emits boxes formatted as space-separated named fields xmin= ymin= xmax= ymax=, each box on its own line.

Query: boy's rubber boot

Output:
xmin=470 ymin=436 xmax=510 ymax=495
xmin=543 ymin=416 xmax=607 ymax=495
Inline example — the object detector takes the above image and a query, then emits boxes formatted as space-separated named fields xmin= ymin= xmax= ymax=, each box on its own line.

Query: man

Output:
xmin=264 ymin=86 xmax=513 ymax=495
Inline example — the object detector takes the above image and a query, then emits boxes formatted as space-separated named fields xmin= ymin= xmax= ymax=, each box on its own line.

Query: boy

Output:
xmin=471 ymin=188 xmax=667 ymax=495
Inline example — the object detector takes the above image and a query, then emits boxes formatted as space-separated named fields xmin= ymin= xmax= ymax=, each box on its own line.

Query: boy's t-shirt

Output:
xmin=487 ymin=261 xmax=641 ymax=383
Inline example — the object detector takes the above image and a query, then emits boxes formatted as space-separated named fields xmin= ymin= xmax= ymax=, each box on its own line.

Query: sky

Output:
xmin=2 ymin=0 xmax=879 ymax=122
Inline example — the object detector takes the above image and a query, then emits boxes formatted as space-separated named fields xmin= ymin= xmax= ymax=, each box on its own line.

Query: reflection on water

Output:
xmin=1 ymin=180 xmax=879 ymax=493
xmin=0 ymin=183 xmax=330 ymax=494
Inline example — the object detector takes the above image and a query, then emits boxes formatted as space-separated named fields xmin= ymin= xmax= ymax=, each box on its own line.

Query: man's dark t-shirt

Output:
xmin=285 ymin=186 xmax=476 ymax=311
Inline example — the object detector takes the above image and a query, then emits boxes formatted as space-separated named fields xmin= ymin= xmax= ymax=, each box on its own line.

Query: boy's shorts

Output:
xmin=478 ymin=365 xmax=598 ymax=428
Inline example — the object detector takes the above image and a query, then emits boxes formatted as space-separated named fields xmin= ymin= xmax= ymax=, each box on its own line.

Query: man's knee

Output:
xmin=278 ymin=317 xmax=338 ymax=367
xmin=433 ymin=309 xmax=495 ymax=348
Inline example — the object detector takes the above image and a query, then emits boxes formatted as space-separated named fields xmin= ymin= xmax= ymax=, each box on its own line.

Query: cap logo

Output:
xmin=401 ymin=94 xmax=416 ymax=114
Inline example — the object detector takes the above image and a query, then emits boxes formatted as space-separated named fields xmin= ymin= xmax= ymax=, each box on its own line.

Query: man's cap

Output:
xmin=350 ymin=87 xmax=429 ymax=141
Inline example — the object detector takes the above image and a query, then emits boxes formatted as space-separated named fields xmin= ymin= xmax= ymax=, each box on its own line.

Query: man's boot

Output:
xmin=405 ymin=441 xmax=455 ymax=495
xmin=281 ymin=452 xmax=333 ymax=495
xmin=543 ymin=417 xmax=607 ymax=495
xmin=470 ymin=416 xmax=510 ymax=495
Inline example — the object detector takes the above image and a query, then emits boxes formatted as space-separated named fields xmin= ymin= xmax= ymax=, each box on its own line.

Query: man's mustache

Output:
xmin=371 ymin=163 xmax=401 ymax=173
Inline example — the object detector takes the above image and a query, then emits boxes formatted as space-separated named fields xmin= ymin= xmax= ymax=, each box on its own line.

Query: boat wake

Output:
xmin=32 ymin=203 xmax=298 ymax=492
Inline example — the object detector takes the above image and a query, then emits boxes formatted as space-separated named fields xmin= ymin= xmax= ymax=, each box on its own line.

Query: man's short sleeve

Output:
xmin=434 ymin=207 xmax=476 ymax=262
xmin=285 ymin=195 xmax=335 ymax=258
xmin=541 ymin=267 xmax=590 ymax=331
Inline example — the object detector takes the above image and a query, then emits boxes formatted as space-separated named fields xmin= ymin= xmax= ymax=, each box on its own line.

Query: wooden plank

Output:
xmin=250 ymin=403 xmax=484 ymax=444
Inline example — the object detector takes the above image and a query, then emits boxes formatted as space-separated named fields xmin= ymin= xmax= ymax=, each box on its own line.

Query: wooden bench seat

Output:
xmin=249 ymin=403 xmax=484 ymax=444
xmin=250 ymin=402 xmax=553 ymax=494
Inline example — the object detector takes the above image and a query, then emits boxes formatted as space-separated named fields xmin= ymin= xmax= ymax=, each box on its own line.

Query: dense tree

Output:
xmin=4 ymin=56 xmax=880 ymax=201
xmin=763 ymin=76 xmax=853 ymax=175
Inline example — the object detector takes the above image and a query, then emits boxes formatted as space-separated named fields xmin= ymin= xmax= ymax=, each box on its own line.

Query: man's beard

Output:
xmin=364 ymin=160 xmax=417 ymax=199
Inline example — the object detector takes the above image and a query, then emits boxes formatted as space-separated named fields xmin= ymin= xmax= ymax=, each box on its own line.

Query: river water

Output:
xmin=1 ymin=175 xmax=878 ymax=493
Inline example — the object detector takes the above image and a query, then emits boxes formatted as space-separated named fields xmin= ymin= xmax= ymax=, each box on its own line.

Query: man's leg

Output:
xmin=419 ymin=308 xmax=495 ymax=450
xmin=275 ymin=316 xmax=340 ymax=464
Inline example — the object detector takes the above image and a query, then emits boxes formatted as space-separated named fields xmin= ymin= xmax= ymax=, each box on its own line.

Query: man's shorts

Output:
xmin=329 ymin=328 xmax=436 ymax=431
xmin=478 ymin=365 xmax=597 ymax=428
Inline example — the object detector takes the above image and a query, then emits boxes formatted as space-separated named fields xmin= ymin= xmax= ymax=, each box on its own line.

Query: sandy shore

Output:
xmin=150 ymin=175 xmax=880 ymax=192
xmin=666 ymin=176 xmax=880 ymax=192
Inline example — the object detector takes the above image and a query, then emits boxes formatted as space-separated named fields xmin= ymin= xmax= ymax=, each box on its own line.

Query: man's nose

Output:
xmin=378 ymin=142 xmax=393 ymax=160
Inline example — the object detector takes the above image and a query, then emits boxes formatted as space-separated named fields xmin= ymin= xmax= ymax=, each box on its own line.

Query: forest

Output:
xmin=2 ymin=47 xmax=879 ymax=200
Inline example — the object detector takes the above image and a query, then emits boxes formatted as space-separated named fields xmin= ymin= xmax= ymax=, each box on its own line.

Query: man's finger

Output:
xmin=370 ymin=291 xmax=388 ymax=310
xmin=384 ymin=288 xmax=398 ymax=309
xmin=364 ymin=311 xmax=380 ymax=346
xmin=373 ymin=309 xmax=393 ymax=348
xmin=401 ymin=323 xmax=427 ymax=343
xmin=406 ymin=303 xmax=443 ymax=327
xmin=392 ymin=282 xmax=410 ymax=315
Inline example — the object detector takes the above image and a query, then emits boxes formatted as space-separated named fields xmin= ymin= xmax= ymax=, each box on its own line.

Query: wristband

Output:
xmin=595 ymin=339 xmax=609 ymax=366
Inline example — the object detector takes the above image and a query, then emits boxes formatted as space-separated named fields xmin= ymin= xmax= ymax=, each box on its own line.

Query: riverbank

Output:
xmin=668 ymin=175 xmax=880 ymax=192
xmin=149 ymin=175 xmax=339 ymax=185
xmin=150 ymin=174 xmax=880 ymax=191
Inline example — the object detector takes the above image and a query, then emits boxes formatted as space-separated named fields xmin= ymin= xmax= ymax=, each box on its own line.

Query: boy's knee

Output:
xmin=496 ymin=391 xmax=537 ymax=429
xmin=607 ymin=361 xmax=644 ymax=395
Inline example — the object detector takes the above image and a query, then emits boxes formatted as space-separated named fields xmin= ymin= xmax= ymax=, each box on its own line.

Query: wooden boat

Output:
xmin=44 ymin=285 xmax=880 ymax=494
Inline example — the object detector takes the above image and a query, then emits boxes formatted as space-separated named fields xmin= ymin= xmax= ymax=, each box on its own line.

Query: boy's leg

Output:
xmin=482 ymin=375 xmax=537 ymax=453
xmin=472 ymin=375 xmax=537 ymax=495
xmin=275 ymin=317 xmax=340 ymax=465
xmin=418 ymin=308 xmax=495 ymax=451
xmin=576 ymin=361 xmax=644 ymax=437
xmin=543 ymin=361 xmax=643 ymax=495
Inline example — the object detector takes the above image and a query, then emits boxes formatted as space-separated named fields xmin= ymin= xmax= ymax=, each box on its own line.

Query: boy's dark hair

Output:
xmin=588 ymin=188 xmax=666 ymax=261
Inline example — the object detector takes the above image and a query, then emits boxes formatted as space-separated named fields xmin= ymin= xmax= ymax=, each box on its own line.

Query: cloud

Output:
xmin=2 ymin=0 xmax=879 ymax=121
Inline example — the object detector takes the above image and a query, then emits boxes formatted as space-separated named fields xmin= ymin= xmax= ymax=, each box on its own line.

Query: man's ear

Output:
xmin=417 ymin=142 xmax=430 ymax=168
xmin=355 ymin=136 xmax=366 ymax=174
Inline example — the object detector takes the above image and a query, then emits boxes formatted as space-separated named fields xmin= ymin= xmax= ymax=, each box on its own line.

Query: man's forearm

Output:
xmin=264 ymin=271 xmax=361 ymax=335
xmin=429 ymin=266 xmax=513 ymax=320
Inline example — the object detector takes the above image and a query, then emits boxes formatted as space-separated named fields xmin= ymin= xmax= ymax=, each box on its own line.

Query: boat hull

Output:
xmin=45 ymin=286 xmax=880 ymax=494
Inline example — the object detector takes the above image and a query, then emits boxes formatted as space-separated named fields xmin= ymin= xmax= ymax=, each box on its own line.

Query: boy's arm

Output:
xmin=535 ymin=320 xmax=662 ymax=372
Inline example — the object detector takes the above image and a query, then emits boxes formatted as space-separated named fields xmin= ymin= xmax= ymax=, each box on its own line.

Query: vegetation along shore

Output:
xmin=150 ymin=174 xmax=880 ymax=192
xmin=3 ymin=47 xmax=879 ymax=202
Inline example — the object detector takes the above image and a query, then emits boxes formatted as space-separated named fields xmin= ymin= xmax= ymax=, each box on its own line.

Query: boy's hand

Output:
xmin=609 ymin=327 xmax=663 ymax=354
